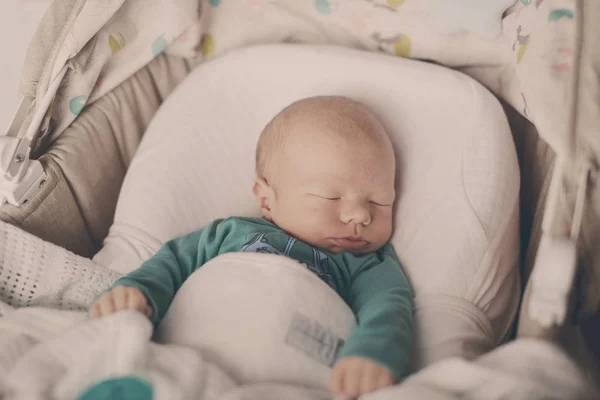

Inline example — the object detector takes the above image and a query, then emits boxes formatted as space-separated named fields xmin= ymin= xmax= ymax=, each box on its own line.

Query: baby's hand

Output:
xmin=329 ymin=357 xmax=395 ymax=398
xmin=90 ymin=286 xmax=152 ymax=319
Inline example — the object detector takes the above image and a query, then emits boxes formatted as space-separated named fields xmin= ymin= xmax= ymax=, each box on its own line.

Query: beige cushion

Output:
xmin=95 ymin=45 xmax=521 ymax=369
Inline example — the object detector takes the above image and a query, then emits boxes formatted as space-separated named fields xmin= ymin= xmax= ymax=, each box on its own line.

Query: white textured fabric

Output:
xmin=155 ymin=253 xmax=356 ymax=390
xmin=0 ymin=219 xmax=120 ymax=389
xmin=94 ymin=44 xmax=521 ymax=369
xmin=0 ymin=220 xmax=120 ymax=312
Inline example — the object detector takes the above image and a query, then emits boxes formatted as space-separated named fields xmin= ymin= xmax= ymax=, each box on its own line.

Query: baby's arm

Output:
xmin=91 ymin=219 xmax=229 ymax=324
xmin=330 ymin=246 xmax=413 ymax=397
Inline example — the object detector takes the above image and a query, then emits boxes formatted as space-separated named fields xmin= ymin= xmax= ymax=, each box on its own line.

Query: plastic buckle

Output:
xmin=0 ymin=159 xmax=45 ymax=206
xmin=0 ymin=96 xmax=47 ymax=206
xmin=528 ymin=235 xmax=577 ymax=328
xmin=0 ymin=136 xmax=31 ymax=182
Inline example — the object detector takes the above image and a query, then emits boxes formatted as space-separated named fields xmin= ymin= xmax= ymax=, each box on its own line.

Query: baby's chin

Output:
xmin=321 ymin=242 xmax=383 ymax=255
xmin=329 ymin=247 xmax=366 ymax=255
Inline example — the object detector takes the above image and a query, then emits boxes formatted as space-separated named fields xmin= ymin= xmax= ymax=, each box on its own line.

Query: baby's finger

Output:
xmin=111 ymin=286 xmax=128 ymax=311
xmin=97 ymin=295 xmax=116 ymax=317
xmin=376 ymin=369 xmax=394 ymax=389
xmin=342 ymin=362 xmax=362 ymax=398
xmin=143 ymin=305 xmax=153 ymax=318
xmin=359 ymin=362 xmax=380 ymax=395
xmin=128 ymin=290 xmax=148 ymax=312
xmin=90 ymin=302 xmax=102 ymax=319
xmin=329 ymin=363 xmax=344 ymax=394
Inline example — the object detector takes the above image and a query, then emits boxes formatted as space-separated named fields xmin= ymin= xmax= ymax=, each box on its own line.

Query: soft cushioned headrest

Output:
xmin=94 ymin=44 xmax=520 ymax=369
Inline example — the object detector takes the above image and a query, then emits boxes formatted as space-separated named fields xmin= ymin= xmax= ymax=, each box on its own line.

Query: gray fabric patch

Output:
xmin=285 ymin=312 xmax=344 ymax=367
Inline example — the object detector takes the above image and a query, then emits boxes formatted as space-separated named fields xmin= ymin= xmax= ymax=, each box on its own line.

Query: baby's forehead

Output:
xmin=256 ymin=96 xmax=393 ymax=181
xmin=283 ymin=97 xmax=382 ymax=130
xmin=282 ymin=136 xmax=394 ymax=177
xmin=278 ymin=101 xmax=393 ymax=162
xmin=283 ymin=116 xmax=388 ymax=154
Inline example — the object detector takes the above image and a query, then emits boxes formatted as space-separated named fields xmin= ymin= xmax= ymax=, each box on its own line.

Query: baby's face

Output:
xmin=258 ymin=131 xmax=396 ymax=254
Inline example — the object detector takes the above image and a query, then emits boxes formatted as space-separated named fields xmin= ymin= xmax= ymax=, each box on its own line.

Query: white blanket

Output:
xmin=1 ymin=309 xmax=332 ymax=400
xmin=0 ymin=221 xmax=597 ymax=400
xmin=1 ymin=308 xmax=597 ymax=400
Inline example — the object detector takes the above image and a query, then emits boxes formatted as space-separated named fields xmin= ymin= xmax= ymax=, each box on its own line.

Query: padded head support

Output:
xmin=95 ymin=45 xmax=520 ymax=368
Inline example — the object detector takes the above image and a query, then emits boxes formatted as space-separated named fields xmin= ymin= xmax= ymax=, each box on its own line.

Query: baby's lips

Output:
xmin=330 ymin=237 xmax=370 ymax=250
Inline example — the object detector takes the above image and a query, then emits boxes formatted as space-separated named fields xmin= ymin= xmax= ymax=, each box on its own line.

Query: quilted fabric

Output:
xmin=429 ymin=0 xmax=517 ymax=40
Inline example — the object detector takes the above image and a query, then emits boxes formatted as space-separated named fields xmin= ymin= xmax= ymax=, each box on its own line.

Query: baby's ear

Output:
xmin=253 ymin=178 xmax=274 ymax=220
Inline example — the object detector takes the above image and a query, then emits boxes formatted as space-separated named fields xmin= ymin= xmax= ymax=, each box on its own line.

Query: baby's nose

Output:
xmin=340 ymin=201 xmax=372 ymax=226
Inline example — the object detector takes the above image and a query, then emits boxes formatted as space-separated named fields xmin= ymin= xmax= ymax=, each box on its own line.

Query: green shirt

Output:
xmin=113 ymin=217 xmax=413 ymax=381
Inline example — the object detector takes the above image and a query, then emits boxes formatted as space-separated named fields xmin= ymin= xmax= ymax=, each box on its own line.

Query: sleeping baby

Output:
xmin=90 ymin=95 xmax=413 ymax=397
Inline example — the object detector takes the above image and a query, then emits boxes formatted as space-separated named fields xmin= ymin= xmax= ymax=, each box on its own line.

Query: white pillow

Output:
xmin=154 ymin=252 xmax=357 ymax=389
xmin=94 ymin=44 xmax=521 ymax=369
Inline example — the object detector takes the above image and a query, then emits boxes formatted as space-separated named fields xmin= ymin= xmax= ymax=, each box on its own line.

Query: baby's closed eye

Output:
xmin=309 ymin=193 xmax=392 ymax=207
xmin=309 ymin=193 xmax=341 ymax=201
xmin=369 ymin=200 xmax=393 ymax=207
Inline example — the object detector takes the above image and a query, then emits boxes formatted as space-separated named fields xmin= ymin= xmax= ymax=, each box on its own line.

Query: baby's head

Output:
xmin=253 ymin=96 xmax=396 ymax=254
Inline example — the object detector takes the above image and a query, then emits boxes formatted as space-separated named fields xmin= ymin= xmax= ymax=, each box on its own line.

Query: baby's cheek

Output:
xmin=294 ymin=203 xmax=322 ymax=224
xmin=321 ymin=204 xmax=343 ymax=224
xmin=303 ymin=205 xmax=337 ymax=232
xmin=305 ymin=201 xmax=331 ymax=217
xmin=374 ymin=213 xmax=394 ymax=240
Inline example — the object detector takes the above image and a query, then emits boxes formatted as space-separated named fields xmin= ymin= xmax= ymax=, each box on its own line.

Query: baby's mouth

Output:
xmin=329 ymin=236 xmax=370 ymax=250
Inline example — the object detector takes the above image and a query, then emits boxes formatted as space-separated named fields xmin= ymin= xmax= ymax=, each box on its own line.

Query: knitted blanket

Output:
xmin=0 ymin=220 xmax=120 ymax=314
xmin=0 ymin=220 xmax=119 ymax=385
